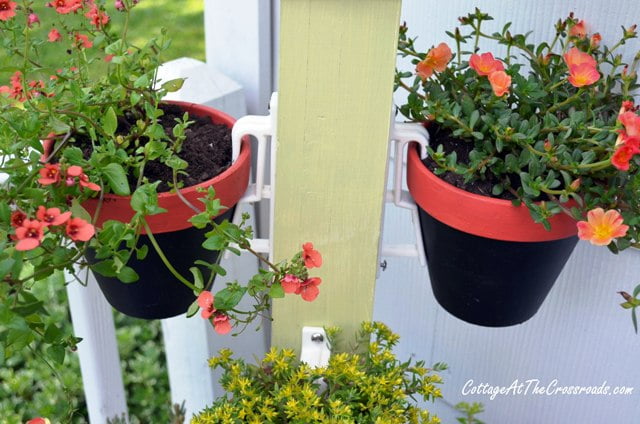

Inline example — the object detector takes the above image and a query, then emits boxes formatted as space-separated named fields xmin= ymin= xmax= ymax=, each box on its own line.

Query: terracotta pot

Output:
xmin=407 ymin=143 xmax=578 ymax=327
xmin=50 ymin=102 xmax=251 ymax=319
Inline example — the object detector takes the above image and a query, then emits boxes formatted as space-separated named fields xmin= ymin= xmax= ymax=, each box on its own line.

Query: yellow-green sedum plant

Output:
xmin=192 ymin=322 xmax=445 ymax=424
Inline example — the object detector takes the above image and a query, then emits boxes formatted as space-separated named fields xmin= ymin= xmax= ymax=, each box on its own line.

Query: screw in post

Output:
xmin=311 ymin=333 xmax=324 ymax=343
xmin=380 ymin=260 xmax=387 ymax=271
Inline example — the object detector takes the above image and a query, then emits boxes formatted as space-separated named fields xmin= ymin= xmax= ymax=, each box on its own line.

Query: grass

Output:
xmin=0 ymin=0 xmax=205 ymax=421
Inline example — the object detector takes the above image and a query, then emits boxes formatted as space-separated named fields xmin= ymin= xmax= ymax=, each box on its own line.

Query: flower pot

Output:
xmin=407 ymin=143 xmax=578 ymax=327
xmin=80 ymin=102 xmax=251 ymax=319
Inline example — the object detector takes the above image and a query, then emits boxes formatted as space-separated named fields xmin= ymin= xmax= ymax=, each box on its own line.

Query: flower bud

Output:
xmin=569 ymin=178 xmax=581 ymax=191
xmin=624 ymin=24 xmax=637 ymax=38
xmin=544 ymin=140 xmax=552 ymax=151
xmin=618 ymin=291 xmax=633 ymax=302
xmin=590 ymin=33 xmax=601 ymax=48
xmin=27 ymin=13 xmax=40 ymax=27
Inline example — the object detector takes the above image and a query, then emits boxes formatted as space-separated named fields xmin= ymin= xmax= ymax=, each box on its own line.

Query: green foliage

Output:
xmin=192 ymin=322 xmax=445 ymax=424
xmin=619 ymin=284 xmax=640 ymax=333
xmin=397 ymin=9 xmax=640 ymax=251
xmin=455 ymin=402 xmax=486 ymax=424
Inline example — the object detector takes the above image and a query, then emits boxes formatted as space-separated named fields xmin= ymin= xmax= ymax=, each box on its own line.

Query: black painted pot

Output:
xmin=407 ymin=144 xmax=579 ymax=327
xmin=79 ymin=103 xmax=251 ymax=319
xmin=85 ymin=208 xmax=234 ymax=319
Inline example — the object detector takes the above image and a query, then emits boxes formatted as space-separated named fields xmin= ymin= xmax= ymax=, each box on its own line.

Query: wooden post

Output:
xmin=272 ymin=0 xmax=402 ymax=349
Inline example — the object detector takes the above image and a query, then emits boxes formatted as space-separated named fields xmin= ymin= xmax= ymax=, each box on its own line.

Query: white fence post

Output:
xmin=67 ymin=270 xmax=128 ymax=423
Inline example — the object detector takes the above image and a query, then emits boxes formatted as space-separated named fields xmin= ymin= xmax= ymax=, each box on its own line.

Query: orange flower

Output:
xmin=563 ymin=47 xmax=596 ymax=69
xmin=487 ymin=70 xmax=511 ymax=96
xmin=212 ymin=312 xmax=232 ymax=335
xmin=611 ymin=144 xmax=636 ymax=171
xmin=48 ymin=29 xmax=62 ymax=42
xmin=577 ymin=208 xmax=628 ymax=246
xmin=36 ymin=206 xmax=71 ymax=226
xmin=302 ymin=242 xmax=322 ymax=269
xmin=38 ymin=164 xmax=61 ymax=185
xmin=569 ymin=20 xmax=587 ymax=38
xmin=27 ymin=419 xmax=51 ymax=424
xmin=85 ymin=4 xmax=109 ymax=29
xmin=416 ymin=43 xmax=452 ymax=80
xmin=469 ymin=52 xmax=504 ymax=76
xmin=568 ymin=63 xmax=600 ymax=87
xmin=298 ymin=277 xmax=322 ymax=302
xmin=0 ymin=0 xmax=17 ymax=21
xmin=590 ymin=33 xmax=602 ymax=48
xmin=280 ymin=274 xmax=302 ymax=294
xmin=197 ymin=291 xmax=216 ymax=319
xmin=10 ymin=210 xmax=26 ymax=228
xmin=74 ymin=33 xmax=93 ymax=49
xmin=15 ymin=219 xmax=45 ymax=251
xmin=47 ymin=0 xmax=82 ymax=14
xmin=619 ymin=111 xmax=640 ymax=137
xmin=65 ymin=217 xmax=95 ymax=242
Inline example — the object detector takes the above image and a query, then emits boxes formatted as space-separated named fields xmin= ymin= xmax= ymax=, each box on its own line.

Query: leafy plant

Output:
xmin=192 ymin=322 xmax=446 ymax=424
xmin=455 ymin=402 xmax=485 ymax=424
xmin=396 ymin=10 xmax=639 ymax=250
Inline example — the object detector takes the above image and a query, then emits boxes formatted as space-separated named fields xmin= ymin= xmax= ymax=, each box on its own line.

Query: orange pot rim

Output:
xmin=44 ymin=101 xmax=251 ymax=234
xmin=406 ymin=143 xmax=578 ymax=242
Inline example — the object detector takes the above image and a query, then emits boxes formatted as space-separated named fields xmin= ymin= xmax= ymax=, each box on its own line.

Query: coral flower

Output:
xmin=85 ymin=4 xmax=109 ymax=29
xmin=416 ymin=43 xmax=452 ymax=80
xmin=563 ymin=47 xmax=597 ymax=69
xmin=48 ymin=29 xmax=62 ymax=42
xmin=66 ymin=165 xmax=101 ymax=191
xmin=302 ymin=242 xmax=322 ymax=269
xmin=15 ymin=219 xmax=45 ymax=251
xmin=36 ymin=206 xmax=71 ymax=226
xmin=280 ymin=274 xmax=302 ymax=294
xmin=74 ymin=33 xmax=93 ymax=49
xmin=469 ymin=52 xmax=504 ymax=76
xmin=488 ymin=70 xmax=511 ymax=96
xmin=590 ymin=33 xmax=602 ymax=48
xmin=568 ymin=63 xmax=600 ymax=87
xmin=65 ymin=217 xmax=95 ymax=241
xmin=38 ymin=164 xmax=61 ymax=185
xmin=577 ymin=208 xmax=628 ymax=246
xmin=619 ymin=111 xmax=640 ymax=137
xmin=212 ymin=312 xmax=232 ymax=335
xmin=27 ymin=419 xmax=51 ymax=424
xmin=611 ymin=144 xmax=637 ymax=171
xmin=197 ymin=291 xmax=216 ymax=319
xmin=11 ymin=210 xmax=26 ymax=228
xmin=569 ymin=20 xmax=587 ymax=38
xmin=0 ymin=0 xmax=17 ymax=21
xmin=47 ymin=0 xmax=83 ymax=14
xmin=297 ymin=277 xmax=322 ymax=302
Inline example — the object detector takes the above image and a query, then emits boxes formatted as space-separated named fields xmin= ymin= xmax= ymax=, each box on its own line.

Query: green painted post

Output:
xmin=272 ymin=0 xmax=403 ymax=349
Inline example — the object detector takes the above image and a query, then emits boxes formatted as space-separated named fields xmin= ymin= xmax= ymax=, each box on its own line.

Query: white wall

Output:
xmin=375 ymin=1 xmax=640 ymax=423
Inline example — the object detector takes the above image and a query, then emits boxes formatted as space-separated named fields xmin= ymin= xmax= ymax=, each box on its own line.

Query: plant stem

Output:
xmin=142 ymin=220 xmax=197 ymax=291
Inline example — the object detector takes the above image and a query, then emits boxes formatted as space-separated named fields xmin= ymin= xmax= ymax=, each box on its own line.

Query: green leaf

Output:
xmin=0 ymin=258 xmax=15 ymax=280
xmin=161 ymin=78 xmax=185 ymax=93
xmin=134 ymin=74 xmax=150 ymax=89
xmin=186 ymin=300 xmax=199 ymax=318
xmin=47 ymin=345 xmax=65 ymax=365
xmin=49 ymin=116 xmax=70 ymax=133
xmin=269 ymin=283 xmax=285 ymax=299
xmin=71 ymin=198 xmax=93 ymax=222
xmin=44 ymin=324 xmax=63 ymax=344
xmin=102 ymin=163 xmax=130 ymax=196
xmin=91 ymin=260 xmax=117 ymax=277
xmin=202 ymin=233 xmax=227 ymax=251
xmin=190 ymin=267 xmax=204 ymax=290
xmin=116 ymin=266 xmax=139 ymax=283
xmin=102 ymin=107 xmax=118 ymax=136
xmin=469 ymin=110 xmax=480 ymax=129
xmin=214 ymin=285 xmax=247 ymax=310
